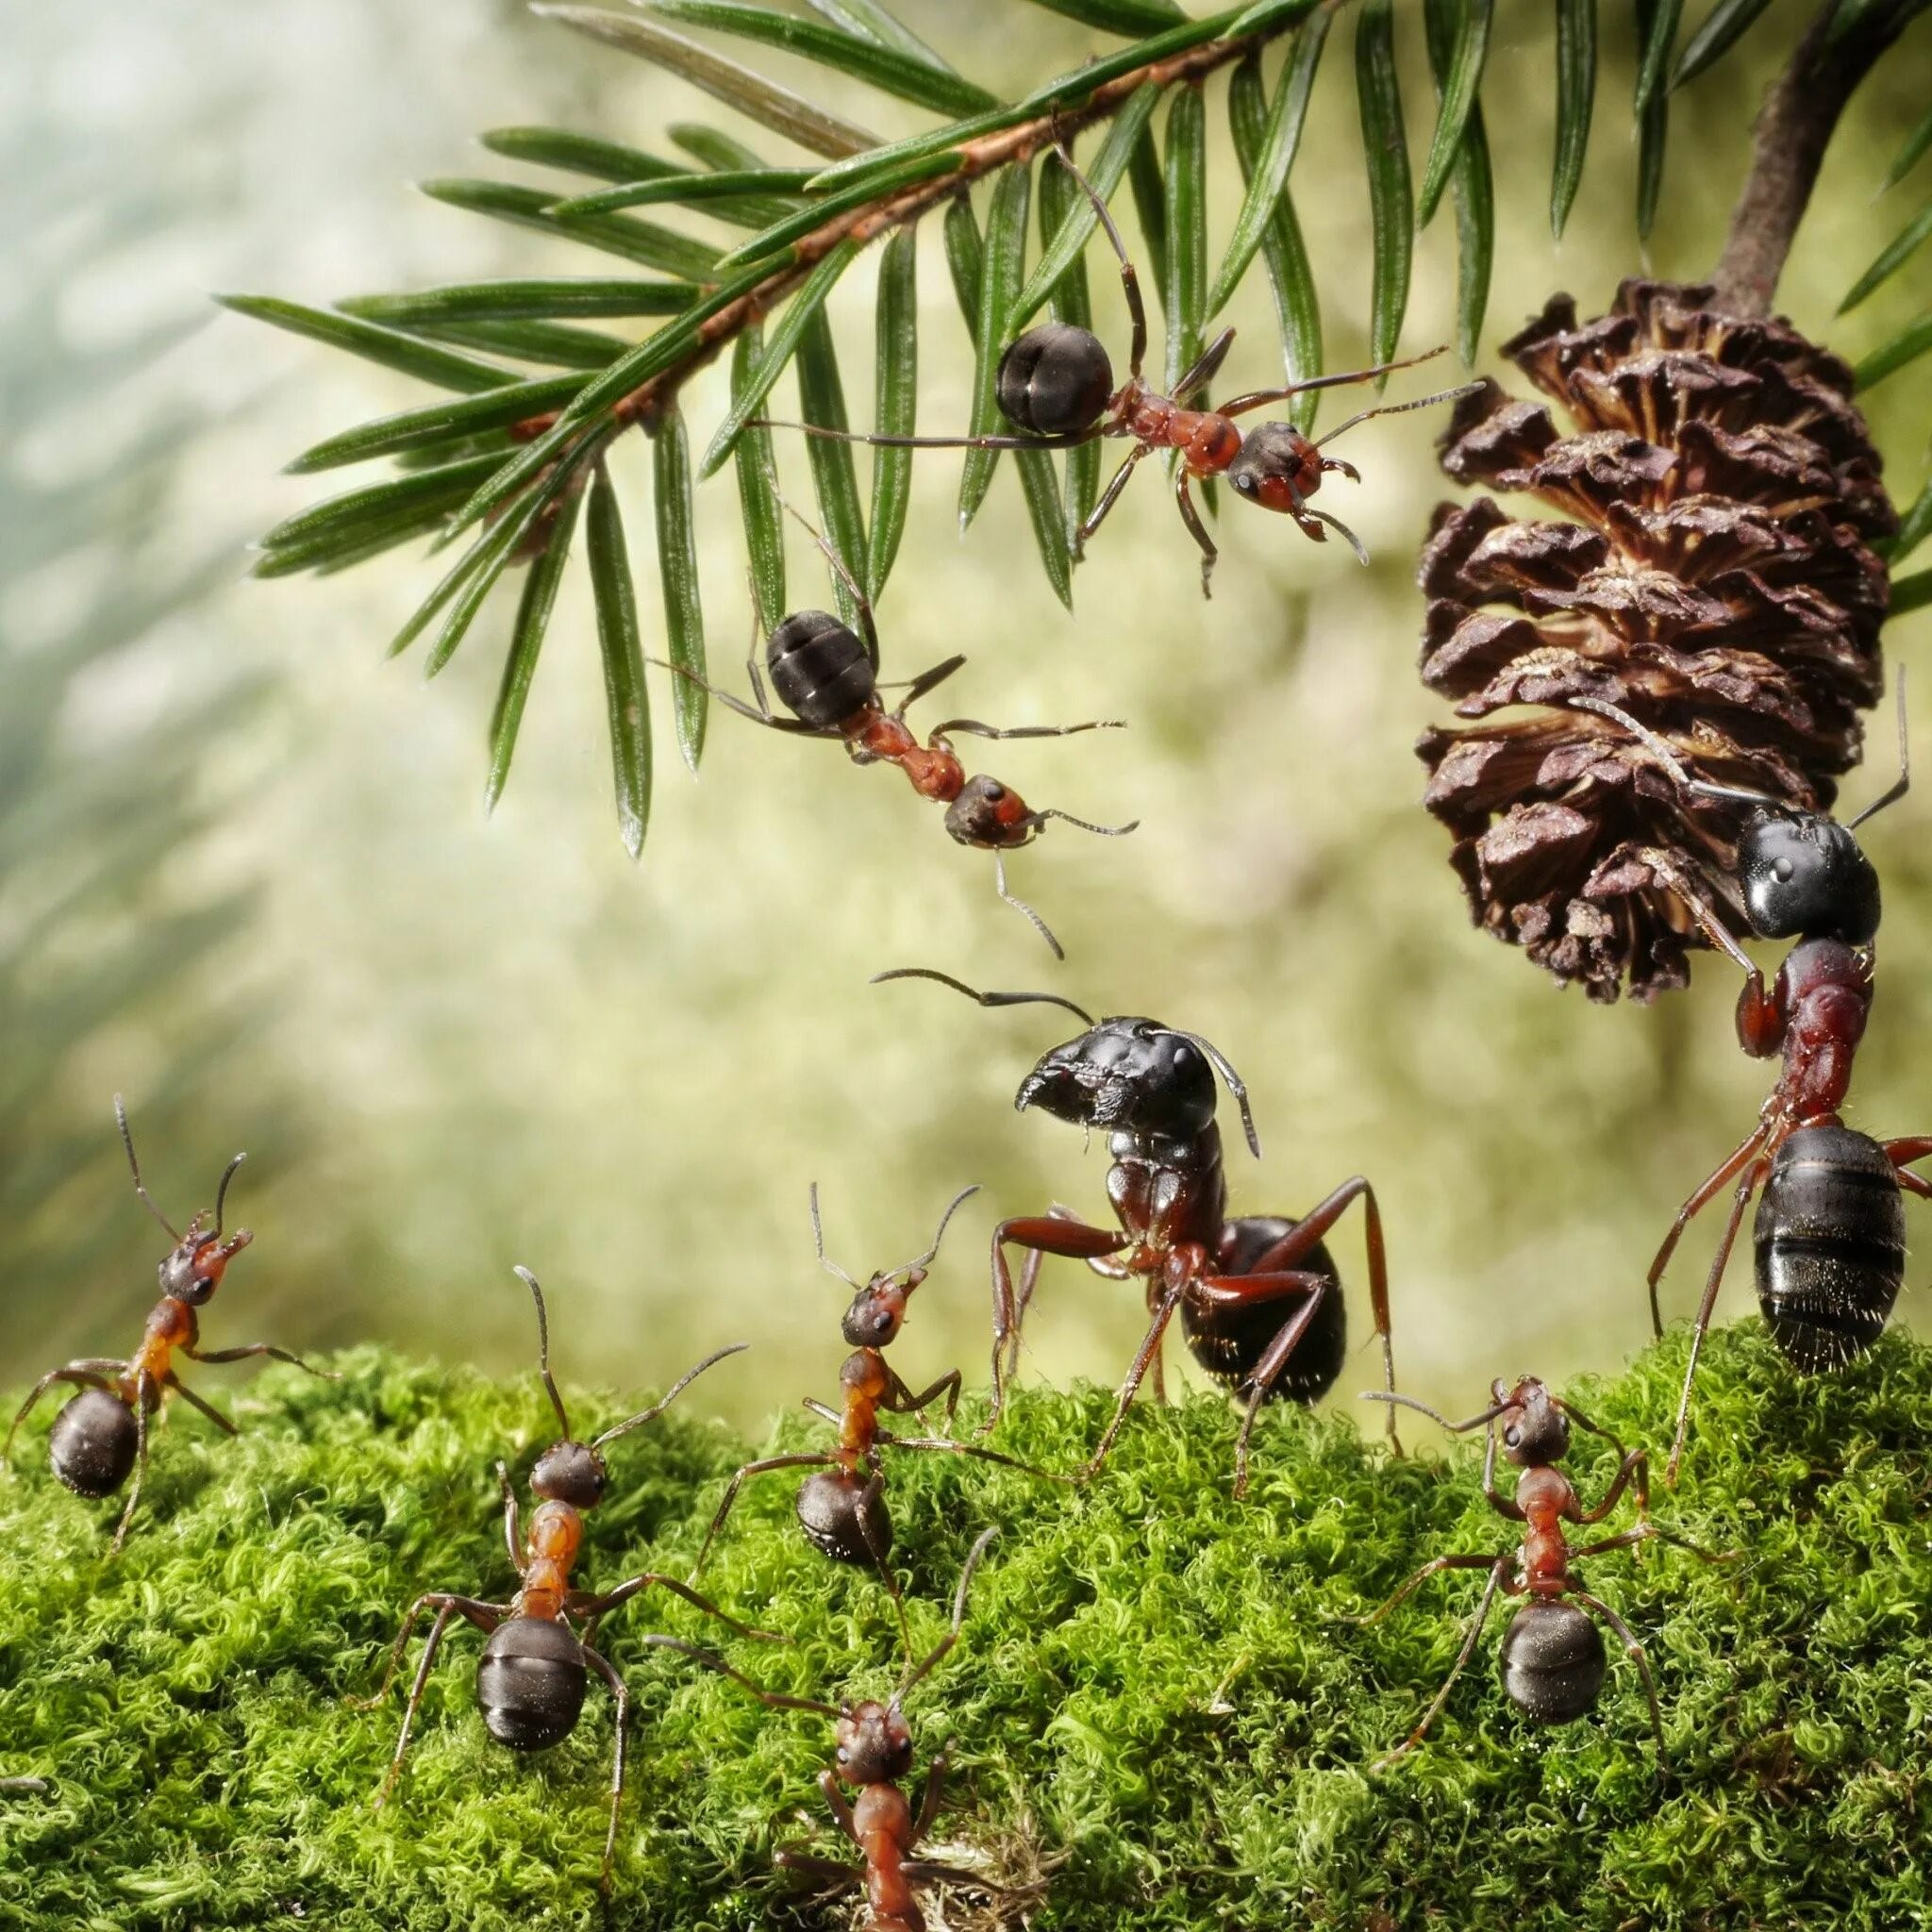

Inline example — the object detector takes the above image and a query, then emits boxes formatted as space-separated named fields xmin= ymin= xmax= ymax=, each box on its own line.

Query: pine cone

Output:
xmin=1415 ymin=279 xmax=1895 ymax=1003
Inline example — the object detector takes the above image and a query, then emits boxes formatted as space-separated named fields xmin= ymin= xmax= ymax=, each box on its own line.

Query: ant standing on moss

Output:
xmin=3 ymin=1097 xmax=335 ymax=1554
xmin=1357 ymin=1376 xmax=1733 ymax=1771
xmin=353 ymin=1266 xmax=776 ymax=1894
xmin=758 ymin=148 xmax=1481 ymax=595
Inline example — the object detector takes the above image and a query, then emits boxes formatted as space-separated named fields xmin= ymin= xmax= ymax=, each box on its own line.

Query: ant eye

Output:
xmin=1774 ymin=858 xmax=1795 ymax=882
xmin=1504 ymin=1426 xmax=1521 ymax=1446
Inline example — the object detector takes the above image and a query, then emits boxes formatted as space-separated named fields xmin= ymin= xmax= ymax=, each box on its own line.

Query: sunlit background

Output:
xmin=5 ymin=0 xmax=1929 ymax=1443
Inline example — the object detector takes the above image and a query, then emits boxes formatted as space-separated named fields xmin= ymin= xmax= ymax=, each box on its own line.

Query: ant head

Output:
xmin=841 ymin=1272 xmax=915 ymax=1349
xmin=1018 ymin=1019 xmax=1260 ymax=1157
xmin=943 ymin=774 xmax=1036 ymax=850
xmin=1490 ymin=1376 xmax=1570 ymax=1467
xmin=159 ymin=1215 xmax=253 ymax=1306
xmin=1225 ymin=423 xmax=1322 ymax=514
xmin=529 ymin=1437 xmax=608 ymax=1509
xmin=833 ymin=1699 xmax=915 ymax=1787
xmin=1736 ymin=809 xmax=1880 ymax=946
xmin=765 ymin=608 xmax=876 ymax=731
xmin=996 ymin=323 xmax=1112 ymax=438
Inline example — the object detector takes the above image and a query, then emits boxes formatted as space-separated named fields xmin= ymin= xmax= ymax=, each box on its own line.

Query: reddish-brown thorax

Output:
xmin=519 ymin=1498 xmax=585 ymax=1622
xmin=124 ymin=1297 xmax=196 ymax=1407
xmin=844 ymin=709 xmax=966 ymax=804
xmin=1515 ymin=1464 xmax=1581 ymax=1596
xmin=1118 ymin=385 xmax=1243 ymax=477
xmin=1740 ymin=936 xmax=1873 ymax=1125
xmin=837 ymin=1349 xmax=891 ymax=1457
xmin=854 ymin=1781 xmax=920 ymax=1932
xmin=1106 ymin=1125 xmax=1230 ymax=1271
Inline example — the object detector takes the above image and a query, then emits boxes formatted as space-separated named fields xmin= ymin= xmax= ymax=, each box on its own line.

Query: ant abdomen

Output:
xmin=48 ymin=1389 xmax=139 ymax=1499
xmin=1754 ymin=1124 xmax=1904 ymax=1373
xmin=1498 ymin=1600 xmax=1606 ymax=1724
xmin=795 ymin=1468 xmax=891 ymax=1566
xmin=996 ymin=323 xmax=1113 ymax=437
xmin=476 ymin=1618 xmax=588 ymax=1752
xmin=1181 ymin=1216 xmax=1344 ymax=1404
xmin=766 ymin=610 xmax=875 ymax=729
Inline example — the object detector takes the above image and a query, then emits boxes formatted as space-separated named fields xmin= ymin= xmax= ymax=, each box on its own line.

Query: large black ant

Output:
xmin=1357 ymin=1376 xmax=1732 ymax=1772
xmin=754 ymin=1527 xmax=1040 ymax=1932
xmin=691 ymin=1186 xmax=1067 ymax=1644
xmin=659 ymin=505 xmax=1134 ymax=957
xmin=1576 ymin=691 xmax=1925 ymax=1479
xmin=758 ymin=149 xmax=1480 ymax=596
xmin=874 ymin=970 xmax=1398 ymax=1495
xmin=3 ymin=1097 xmax=334 ymax=1554
xmin=352 ymin=1265 xmax=776 ymax=1893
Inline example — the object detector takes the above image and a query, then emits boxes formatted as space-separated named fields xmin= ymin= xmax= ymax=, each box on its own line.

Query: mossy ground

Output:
xmin=1 ymin=1328 xmax=1927 ymax=1931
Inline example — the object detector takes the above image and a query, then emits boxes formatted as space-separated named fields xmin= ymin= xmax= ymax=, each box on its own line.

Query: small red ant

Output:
xmin=1357 ymin=1377 xmax=1733 ymax=1772
xmin=352 ymin=1266 xmax=776 ymax=1894
xmin=659 ymin=504 xmax=1134 ymax=956
xmin=3 ymin=1097 xmax=335 ymax=1554
xmin=758 ymin=148 xmax=1481 ymax=596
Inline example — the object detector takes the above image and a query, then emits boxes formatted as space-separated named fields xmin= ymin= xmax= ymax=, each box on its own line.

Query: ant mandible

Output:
xmin=352 ymin=1265 xmax=775 ymax=1894
xmin=874 ymin=970 xmax=1398 ymax=1495
xmin=1357 ymin=1376 xmax=1733 ymax=1772
xmin=758 ymin=148 xmax=1481 ymax=596
xmin=758 ymin=1527 xmax=1041 ymax=1932
xmin=691 ymin=1186 xmax=1068 ymax=1646
xmin=660 ymin=503 xmax=1135 ymax=956
xmin=1576 ymin=691 xmax=1925 ymax=1480
xmin=3 ymin=1096 xmax=335 ymax=1554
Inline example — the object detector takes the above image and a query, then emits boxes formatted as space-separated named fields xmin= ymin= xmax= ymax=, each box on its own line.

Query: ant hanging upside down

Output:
xmin=4 ymin=1097 xmax=335 ymax=1554
xmin=1576 ymin=688 xmax=1924 ymax=1479
xmin=658 ymin=504 xmax=1134 ymax=957
xmin=758 ymin=147 xmax=1481 ymax=596
xmin=875 ymin=970 xmax=1398 ymax=1495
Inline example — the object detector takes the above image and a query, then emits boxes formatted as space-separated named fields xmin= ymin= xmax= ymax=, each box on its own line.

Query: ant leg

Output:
xmin=690 ymin=1452 xmax=839 ymax=1578
xmin=988 ymin=1218 xmax=1133 ymax=1432
xmin=1572 ymin=1445 xmax=1648 ymax=1525
xmin=1219 ymin=348 xmax=1454 ymax=417
xmin=164 ymin=1373 xmax=237 ymax=1436
xmin=651 ymin=655 xmax=828 ymax=734
xmin=774 ymin=1850 xmax=862 ymax=1888
xmin=580 ymin=1644 xmax=630 ymax=1896
xmin=1882 ymin=1136 xmax=1932 ymax=1197
xmin=572 ymin=1572 xmax=782 ymax=1643
xmin=495 ymin=1462 xmax=525 ymax=1575
xmin=1072 ymin=1282 xmax=1189 ymax=1484
xmin=1173 ymin=469 xmax=1217 ymax=600
xmin=5 ymin=1363 xmax=125 ymax=1464
xmin=1046 ymin=142 xmax=1146 ymax=378
xmin=1569 ymin=1589 xmax=1666 ymax=1771
xmin=1174 ymin=326 xmax=1239 ymax=403
xmin=1368 ymin=1555 xmax=1513 ymax=1773
xmin=856 ymin=1464 xmax=916 ymax=1662
xmin=185 ymin=1341 xmax=339 ymax=1381
xmin=1356 ymin=1550 xmax=1505 ymax=1626
xmin=913 ymin=1746 xmax=950 ymax=1836
xmin=992 ymin=853 xmax=1064 ymax=960
xmin=815 ymin=1765 xmax=861 ymax=1844
xmin=903 ymin=1860 xmax=1042 ymax=1896
xmin=885 ymin=1362 xmax=962 ymax=1433
xmin=1573 ymin=1523 xmax=1738 ymax=1565
xmin=1190 ymin=1270 xmax=1338 ymax=1496
xmin=108 ymin=1370 xmax=157 ymax=1557
xmin=1633 ymin=847 xmax=1776 ymax=1053
xmin=370 ymin=1596 xmax=505 ymax=1805
xmin=349 ymin=1591 xmax=504 ymax=1710
xmin=891 ymin=654 xmax=969 ymax=719
xmin=1667 ymin=1158 xmax=1768 ymax=1486
xmin=925 ymin=714 xmax=1124 ymax=743
xmin=877 ymin=1431 xmax=1075 ymax=1484
xmin=802 ymin=1397 xmax=842 ymax=1427
xmin=1076 ymin=444 xmax=1148 ymax=558
xmin=1893 ymin=1166 xmax=1932 ymax=1201
xmin=625 ymin=1632 xmax=838 ymax=1720
xmin=1647 ymin=1123 xmax=1767 ymax=1337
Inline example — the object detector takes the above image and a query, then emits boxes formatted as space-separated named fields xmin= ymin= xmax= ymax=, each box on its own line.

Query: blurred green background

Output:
xmin=4 ymin=0 xmax=1929 ymax=1441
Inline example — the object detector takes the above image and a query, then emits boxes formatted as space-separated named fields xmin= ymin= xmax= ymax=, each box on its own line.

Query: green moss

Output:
xmin=1 ymin=1329 xmax=1928 ymax=1930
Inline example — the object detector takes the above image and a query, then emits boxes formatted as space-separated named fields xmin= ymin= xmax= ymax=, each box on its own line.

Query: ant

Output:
xmin=874 ymin=969 xmax=1397 ymax=1496
xmin=1357 ymin=1376 xmax=1733 ymax=1772
xmin=353 ymin=1265 xmax=776 ymax=1894
xmin=658 ymin=503 xmax=1134 ymax=956
xmin=758 ymin=148 xmax=1481 ymax=595
xmin=691 ymin=1186 xmax=1068 ymax=1647
xmin=1575 ymin=690 xmax=1924 ymax=1480
xmin=3 ymin=1096 xmax=334 ymax=1555
xmin=758 ymin=1527 xmax=1040 ymax=1932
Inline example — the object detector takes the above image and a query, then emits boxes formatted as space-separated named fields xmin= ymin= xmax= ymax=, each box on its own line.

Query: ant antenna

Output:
xmin=1848 ymin=668 xmax=1910 ymax=831
xmin=513 ymin=1265 xmax=572 ymax=1442
xmin=901 ymin=1183 xmax=981 ymax=1277
xmin=1174 ymin=1031 xmax=1262 ymax=1160
xmin=993 ymin=853 xmax=1065 ymax=961
xmin=114 ymin=1094 xmax=180 ymax=1241
xmin=1306 ymin=508 xmax=1370 ymax=567
xmin=1310 ymin=381 xmax=1487 ymax=452
xmin=1029 ymin=808 xmax=1141 ymax=838
xmin=1570 ymin=696 xmax=1792 ymax=815
xmin=591 ymin=1341 xmax=751 ymax=1448
xmin=895 ymin=1526 xmax=997 ymax=1705
xmin=1360 ymin=1389 xmax=1509 ymax=1434
xmin=809 ymin=1182 xmax=861 ymax=1291
xmin=212 ymin=1153 xmax=246 ymax=1239
xmin=870 ymin=967 xmax=1096 ymax=1027
xmin=772 ymin=489 xmax=880 ymax=666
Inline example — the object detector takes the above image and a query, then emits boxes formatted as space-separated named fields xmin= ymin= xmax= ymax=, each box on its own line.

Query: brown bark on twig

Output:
xmin=1708 ymin=1 xmax=1917 ymax=317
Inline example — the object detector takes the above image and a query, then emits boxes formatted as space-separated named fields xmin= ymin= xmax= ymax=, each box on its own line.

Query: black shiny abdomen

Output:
xmin=1498 ymin=1601 xmax=1605 ymax=1724
xmin=996 ymin=324 xmax=1113 ymax=437
xmin=476 ymin=1617 xmax=587 ymax=1751
xmin=766 ymin=610 xmax=874 ymax=728
xmin=795 ymin=1468 xmax=891 ymax=1565
xmin=1754 ymin=1124 xmax=1904 ymax=1373
xmin=49 ymin=1389 xmax=139 ymax=1498
xmin=1179 ymin=1215 xmax=1343 ymax=1404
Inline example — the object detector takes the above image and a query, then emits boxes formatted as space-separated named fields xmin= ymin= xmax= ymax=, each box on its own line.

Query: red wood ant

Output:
xmin=3 ymin=1097 xmax=334 ymax=1554
xmin=758 ymin=149 xmax=1481 ymax=595
xmin=660 ymin=506 xmax=1134 ymax=956
xmin=757 ymin=1527 xmax=1040 ymax=1932
xmin=874 ymin=970 xmax=1398 ymax=1495
xmin=1576 ymin=691 xmax=1924 ymax=1480
xmin=352 ymin=1265 xmax=776 ymax=1893
xmin=1357 ymin=1376 xmax=1732 ymax=1772
xmin=691 ymin=1187 xmax=1068 ymax=1646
